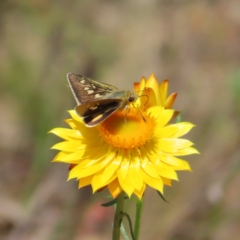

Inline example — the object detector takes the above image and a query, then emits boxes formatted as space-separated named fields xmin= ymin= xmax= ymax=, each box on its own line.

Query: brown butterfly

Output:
xmin=67 ymin=73 xmax=138 ymax=127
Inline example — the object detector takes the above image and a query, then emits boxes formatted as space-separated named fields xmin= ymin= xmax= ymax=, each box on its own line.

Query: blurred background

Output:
xmin=1 ymin=0 xmax=240 ymax=239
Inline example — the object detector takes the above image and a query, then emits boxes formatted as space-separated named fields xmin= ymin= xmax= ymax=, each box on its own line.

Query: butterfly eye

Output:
xmin=129 ymin=93 xmax=138 ymax=102
xmin=128 ymin=96 xmax=135 ymax=102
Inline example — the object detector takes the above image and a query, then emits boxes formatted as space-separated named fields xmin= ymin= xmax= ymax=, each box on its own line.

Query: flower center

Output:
xmin=98 ymin=109 xmax=155 ymax=149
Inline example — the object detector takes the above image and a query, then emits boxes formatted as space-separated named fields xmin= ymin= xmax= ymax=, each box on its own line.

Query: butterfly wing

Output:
xmin=75 ymin=99 xmax=122 ymax=127
xmin=67 ymin=73 xmax=130 ymax=127
xmin=67 ymin=73 xmax=119 ymax=104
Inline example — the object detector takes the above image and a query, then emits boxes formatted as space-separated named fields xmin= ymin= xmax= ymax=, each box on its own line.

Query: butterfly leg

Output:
xmin=123 ymin=105 xmax=130 ymax=124
xmin=132 ymin=103 xmax=146 ymax=123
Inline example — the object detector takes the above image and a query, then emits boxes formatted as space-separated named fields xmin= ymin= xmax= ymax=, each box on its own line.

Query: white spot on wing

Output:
xmin=87 ymin=90 xmax=94 ymax=94
xmin=95 ymin=94 xmax=101 ymax=98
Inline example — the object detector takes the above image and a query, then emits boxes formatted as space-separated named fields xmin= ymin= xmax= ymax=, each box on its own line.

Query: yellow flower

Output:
xmin=50 ymin=74 xmax=199 ymax=199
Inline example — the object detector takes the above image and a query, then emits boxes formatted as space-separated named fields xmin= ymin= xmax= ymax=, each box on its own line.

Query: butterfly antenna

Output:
xmin=132 ymin=103 xmax=146 ymax=123
xmin=139 ymin=94 xmax=149 ymax=108
xmin=132 ymin=94 xmax=149 ymax=123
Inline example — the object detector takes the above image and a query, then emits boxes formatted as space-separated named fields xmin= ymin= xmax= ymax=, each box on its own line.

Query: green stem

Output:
xmin=112 ymin=191 xmax=125 ymax=240
xmin=134 ymin=199 xmax=143 ymax=240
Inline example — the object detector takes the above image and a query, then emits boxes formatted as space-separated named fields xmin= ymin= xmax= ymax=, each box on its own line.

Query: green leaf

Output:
xmin=122 ymin=212 xmax=135 ymax=240
xmin=157 ymin=191 xmax=169 ymax=203
xmin=176 ymin=112 xmax=182 ymax=123
xmin=101 ymin=196 xmax=129 ymax=207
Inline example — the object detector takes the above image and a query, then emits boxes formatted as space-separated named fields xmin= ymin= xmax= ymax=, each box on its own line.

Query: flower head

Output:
xmin=50 ymin=74 xmax=198 ymax=199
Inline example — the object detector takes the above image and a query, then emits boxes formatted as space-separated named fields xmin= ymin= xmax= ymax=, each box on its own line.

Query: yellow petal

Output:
xmin=52 ymin=151 xmax=69 ymax=162
xmin=61 ymin=149 xmax=89 ymax=163
xmin=108 ymin=179 xmax=122 ymax=199
xmin=155 ymin=122 xmax=195 ymax=138
xmin=68 ymin=110 xmax=82 ymax=122
xmin=138 ymin=77 xmax=146 ymax=91
xmin=164 ymin=93 xmax=177 ymax=109
xmin=159 ymin=153 xmax=191 ymax=168
xmin=153 ymin=162 xmax=178 ymax=180
xmin=172 ymin=162 xmax=192 ymax=171
xmin=101 ymin=153 xmax=121 ymax=184
xmin=142 ymin=170 xmax=164 ymax=193
xmin=92 ymin=169 xmax=117 ymax=192
xmin=157 ymin=138 xmax=194 ymax=153
xmin=91 ymin=169 xmax=105 ymax=192
xmin=159 ymin=79 xmax=168 ymax=105
xmin=65 ymin=118 xmax=98 ymax=137
xmin=140 ymin=153 xmax=160 ymax=179
xmin=133 ymin=82 xmax=140 ymax=92
xmin=146 ymin=152 xmax=178 ymax=180
xmin=146 ymin=73 xmax=161 ymax=105
xmin=128 ymin=150 xmax=143 ymax=191
xmin=79 ymin=175 xmax=93 ymax=188
xmin=117 ymin=172 xmax=134 ymax=198
xmin=139 ymin=88 xmax=156 ymax=108
xmin=148 ymin=107 xmax=174 ymax=128
xmin=134 ymin=183 xmax=146 ymax=199
xmin=51 ymin=140 xmax=85 ymax=152
xmin=117 ymin=150 xmax=130 ymax=181
xmin=161 ymin=177 xmax=172 ymax=186
xmin=78 ymin=143 xmax=109 ymax=168
xmin=123 ymin=175 xmax=135 ymax=197
xmin=49 ymin=128 xmax=82 ymax=140
xmin=52 ymin=150 xmax=88 ymax=164
xmin=69 ymin=150 xmax=116 ymax=179
xmin=64 ymin=119 xmax=77 ymax=129
xmin=173 ymin=147 xmax=199 ymax=156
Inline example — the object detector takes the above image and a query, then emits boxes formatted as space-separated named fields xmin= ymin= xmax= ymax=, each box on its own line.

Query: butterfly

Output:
xmin=67 ymin=73 xmax=138 ymax=127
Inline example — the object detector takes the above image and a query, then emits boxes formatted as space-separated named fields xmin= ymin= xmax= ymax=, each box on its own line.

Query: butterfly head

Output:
xmin=127 ymin=92 xmax=138 ymax=103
